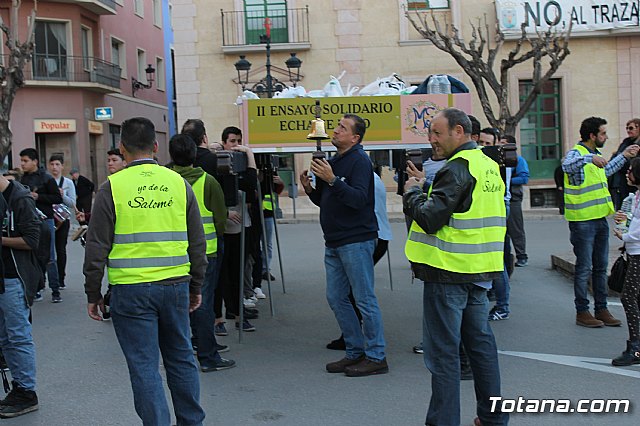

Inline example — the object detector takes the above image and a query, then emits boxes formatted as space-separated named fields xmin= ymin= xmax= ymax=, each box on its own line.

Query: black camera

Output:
xmin=482 ymin=144 xmax=518 ymax=168
xmin=216 ymin=150 xmax=247 ymax=175
xmin=255 ymin=154 xmax=280 ymax=173
xmin=392 ymin=148 xmax=433 ymax=195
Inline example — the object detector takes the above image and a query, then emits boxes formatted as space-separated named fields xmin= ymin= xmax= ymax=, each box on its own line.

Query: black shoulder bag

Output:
xmin=608 ymin=246 xmax=627 ymax=293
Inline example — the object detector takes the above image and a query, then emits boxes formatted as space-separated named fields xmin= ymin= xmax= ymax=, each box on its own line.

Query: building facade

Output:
xmin=1 ymin=0 xmax=171 ymax=186
xmin=172 ymin=0 xmax=640 ymax=208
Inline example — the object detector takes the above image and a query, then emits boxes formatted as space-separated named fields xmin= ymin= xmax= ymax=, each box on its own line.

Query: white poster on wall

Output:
xmin=496 ymin=0 xmax=640 ymax=35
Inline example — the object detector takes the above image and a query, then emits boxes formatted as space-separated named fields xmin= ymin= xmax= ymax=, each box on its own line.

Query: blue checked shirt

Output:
xmin=562 ymin=142 xmax=627 ymax=186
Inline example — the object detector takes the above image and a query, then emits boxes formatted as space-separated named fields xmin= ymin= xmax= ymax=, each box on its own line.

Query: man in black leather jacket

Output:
xmin=0 ymin=174 xmax=42 ymax=417
xmin=403 ymin=108 xmax=507 ymax=426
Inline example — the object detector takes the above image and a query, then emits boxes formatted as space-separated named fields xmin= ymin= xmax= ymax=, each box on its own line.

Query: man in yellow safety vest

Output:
xmin=562 ymin=116 xmax=639 ymax=327
xmin=404 ymin=108 xmax=507 ymax=426
xmin=83 ymin=117 xmax=208 ymax=425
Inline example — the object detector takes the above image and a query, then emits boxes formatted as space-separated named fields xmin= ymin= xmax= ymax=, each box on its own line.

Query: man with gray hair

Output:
xmin=404 ymin=108 xmax=508 ymax=426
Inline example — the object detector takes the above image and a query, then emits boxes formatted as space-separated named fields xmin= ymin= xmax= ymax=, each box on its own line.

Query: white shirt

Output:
xmin=622 ymin=191 xmax=640 ymax=255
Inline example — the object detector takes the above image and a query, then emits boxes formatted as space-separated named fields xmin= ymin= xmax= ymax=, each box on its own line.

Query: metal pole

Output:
xmin=265 ymin=36 xmax=273 ymax=98
xmin=291 ymin=161 xmax=297 ymax=219
xmin=256 ymin=173 xmax=275 ymax=316
xmin=386 ymin=245 xmax=393 ymax=291
xmin=238 ymin=191 xmax=246 ymax=343
xmin=271 ymin=184 xmax=286 ymax=294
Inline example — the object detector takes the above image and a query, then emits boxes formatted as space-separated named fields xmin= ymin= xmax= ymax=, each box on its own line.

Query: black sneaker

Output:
xmin=58 ymin=283 xmax=66 ymax=290
xmin=216 ymin=344 xmax=229 ymax=353
xmin=326 ymin=335 xmax=346 ymax=351
xmin=0 ymin=382 xmax=38 ymax=418
xmin=412 ymin=344 xmax=424 ymax=354
xmin=200 ymin=358 xmax=236 ymax=372
xmin=235 ymin=320 xmax=256 ymax=332
xmin=51 ymin=294 xmax=62 ymax=303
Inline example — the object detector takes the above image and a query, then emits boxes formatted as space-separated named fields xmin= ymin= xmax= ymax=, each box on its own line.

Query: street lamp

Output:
xmin=233 ymin=19 xmax=303 ymax=97
xmin=132 ymin=64 xmax=156 ymax=97
xmin=285 ymin=53 xmax=302 ymax=87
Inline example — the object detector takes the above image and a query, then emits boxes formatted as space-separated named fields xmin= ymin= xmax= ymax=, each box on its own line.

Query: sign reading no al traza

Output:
xmin=94 ymin=107 xmax=113 ymax=121
xmin=496 ymin=0 xmax=640 ymax=35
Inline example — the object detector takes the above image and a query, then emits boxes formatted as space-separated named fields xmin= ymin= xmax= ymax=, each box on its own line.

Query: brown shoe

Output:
xmin=326 ymin=355 xmax=365 ymax=373
xmin=595 ymin=309 xmax=622 ymax=327
xmin=344 ymin=358 xmax=389 ymax=377
xmin=576 ymin=311 xmax=604 ymax=328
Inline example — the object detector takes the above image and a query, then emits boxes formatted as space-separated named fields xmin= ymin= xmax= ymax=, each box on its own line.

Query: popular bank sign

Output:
xmin=496 ymin=0 xmax=640 ymax=35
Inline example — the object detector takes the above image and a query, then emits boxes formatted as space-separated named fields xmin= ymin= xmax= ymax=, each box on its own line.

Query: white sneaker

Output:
xmin=254 ymin=287 xmax=266 ymax=299
xmin=243 ymin=298 xmax=256 ymax=308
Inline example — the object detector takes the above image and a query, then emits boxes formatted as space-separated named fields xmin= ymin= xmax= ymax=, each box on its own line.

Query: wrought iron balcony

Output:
xmin=48 ymin=0 xmax=117 ymax=15
xmin=10 ymin=54 xmax=122 ymax=92
xmin=221 ymin=6 xmax=310 ymax=52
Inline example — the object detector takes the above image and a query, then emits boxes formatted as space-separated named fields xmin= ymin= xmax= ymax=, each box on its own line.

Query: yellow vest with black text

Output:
xmin=262 ymin=194 xmax=273 ymax=211
xmin=405 ymin=149 xmax=506 ymax=273
xmin=107 ymin=164 xmax=191 ymax=284
xmin=563 ymin=144 xmax=614 ymax=222
xmin=192 ymin=173 xmax=218 ymax=256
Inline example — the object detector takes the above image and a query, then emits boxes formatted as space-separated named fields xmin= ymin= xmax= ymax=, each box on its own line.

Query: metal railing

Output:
xmin=96 ymin=0 xmax=117 ymax=9
xmin=9 ymin=54 xmax=123 ymax=89
xmin=221 ymin=6 xmax=309 ymax=47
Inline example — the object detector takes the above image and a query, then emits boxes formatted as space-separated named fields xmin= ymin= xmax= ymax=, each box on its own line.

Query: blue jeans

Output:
xmin=45 ymin=218 xmax=60 ymax=294
xmin=569 ymin=218 xmax=609 ymax=313
xmin=0 ymin=278 xmax=36 ymax=391
xmin=111 ymin=282 xmax=205 ymax=426
xmin=262 ymin=216 xmax=275 ymax=273
xmin=190 ymin=257 xmax=222 ymax=365
xmin=492 ymin=267 xmax=510 ymax=313
xmin=422 ymin=281 xmax=507 ymax=426
xmin=325 ymin=239 xmax=386 ymax=361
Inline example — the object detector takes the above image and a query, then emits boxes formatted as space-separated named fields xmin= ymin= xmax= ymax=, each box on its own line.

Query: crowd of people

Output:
xmin=1 ymin=108 xmax=640 ymax=425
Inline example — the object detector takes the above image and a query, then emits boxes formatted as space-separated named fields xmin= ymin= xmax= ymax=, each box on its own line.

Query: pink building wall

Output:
xmin=2 ymin=1 xmax=168 ymax=182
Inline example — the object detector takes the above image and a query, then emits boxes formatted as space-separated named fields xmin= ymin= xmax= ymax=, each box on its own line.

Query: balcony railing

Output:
xmin=48 ymin=0 xmax=117 ymax=15
xmin=221 ymin=7 xmax=309 ymax=47
xmin=7 ymin=54 xmax=122 ymax=90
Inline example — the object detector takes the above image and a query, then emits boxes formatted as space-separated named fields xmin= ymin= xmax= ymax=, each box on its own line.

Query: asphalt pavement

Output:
xmin=8 ymin=217 xmax=640 ymax=426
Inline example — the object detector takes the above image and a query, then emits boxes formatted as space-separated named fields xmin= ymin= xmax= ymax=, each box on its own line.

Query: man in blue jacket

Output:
xmin=300 ymin=114 xmax=387 ymax=377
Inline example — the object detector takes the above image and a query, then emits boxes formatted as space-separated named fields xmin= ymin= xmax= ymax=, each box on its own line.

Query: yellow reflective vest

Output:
xmin=564 ymin=144 xmax=614 ymax=222
xmin=192 ymin=173 xmax=218 ymax=256
xmin=263 ymin=194 xmax=273 ymax=211
xmin=405 ymin=149 xmax=506 ymax=274
xmin=107 ymin=164 xmax=191 ymax=284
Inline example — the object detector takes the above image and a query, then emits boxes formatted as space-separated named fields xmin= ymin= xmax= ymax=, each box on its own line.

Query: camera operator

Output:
xmin=217 ymin=126 xmax=259 ymax=333
xmin=480 ymin=128 xmax=512 ymax=321
xmin=258 ymin=164 xmax=284 ymax=293
xmin=500 ymin=134 xmax=529 ymax=268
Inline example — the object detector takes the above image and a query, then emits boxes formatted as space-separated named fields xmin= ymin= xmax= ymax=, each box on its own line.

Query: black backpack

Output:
xmin=6 ymin=183 xmax=50 ymax=273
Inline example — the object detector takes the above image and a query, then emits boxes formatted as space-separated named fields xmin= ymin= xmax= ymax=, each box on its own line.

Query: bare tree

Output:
xmin=406 ymin=9 xmax=571 ymax=136
xmin=0 ymin=0 xmax=37 ymax=161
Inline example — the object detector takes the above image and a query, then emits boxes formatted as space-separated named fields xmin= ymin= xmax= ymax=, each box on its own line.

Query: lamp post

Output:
xmin=233 ymin=18 xmax=302 ymax=97
xmin=132 ymin=64 xmax=156 ymax=97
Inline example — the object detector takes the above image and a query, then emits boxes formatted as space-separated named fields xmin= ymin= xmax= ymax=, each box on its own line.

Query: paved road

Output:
xmin=9 ymin=218 xmax=640 ymax=425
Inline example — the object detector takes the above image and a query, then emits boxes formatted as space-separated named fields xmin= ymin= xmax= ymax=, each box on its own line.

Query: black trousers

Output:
xmin=507 ymin=200 xmax=527 ymax=261
xmin=55 ymin=219 xmax=70 ymax=286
